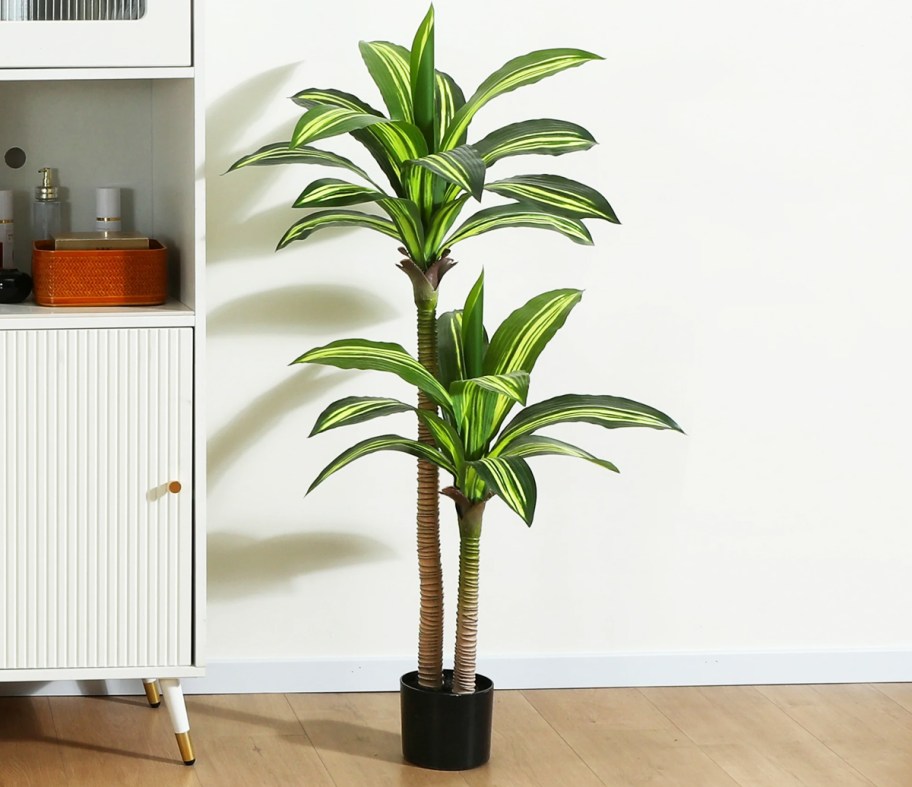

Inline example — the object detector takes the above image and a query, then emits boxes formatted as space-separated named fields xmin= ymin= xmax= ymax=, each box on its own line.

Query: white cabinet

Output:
xmin=0 ymin=0 xmax=204 ymax=766
xmin=0 ymin=328 xmax=193 ymax=672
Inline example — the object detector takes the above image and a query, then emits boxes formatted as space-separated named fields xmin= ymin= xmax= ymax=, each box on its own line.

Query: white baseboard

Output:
xmin=3 ymin=650 xmax=912 ymax=696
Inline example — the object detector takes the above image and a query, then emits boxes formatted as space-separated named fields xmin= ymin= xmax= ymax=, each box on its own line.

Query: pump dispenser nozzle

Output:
xmin=35 ymin=167 xmax=59 ymax=201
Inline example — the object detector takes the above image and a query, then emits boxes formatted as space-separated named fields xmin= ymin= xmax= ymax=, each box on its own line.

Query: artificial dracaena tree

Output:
xmin=229 ymin=6 xmax=618 ymax=689
xmin=294 ymin=273 xmax=682 ymax=693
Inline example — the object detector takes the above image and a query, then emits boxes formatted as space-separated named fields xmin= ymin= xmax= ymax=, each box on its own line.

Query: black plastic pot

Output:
xmin=400 ymin=669 xmax=494 ymax=770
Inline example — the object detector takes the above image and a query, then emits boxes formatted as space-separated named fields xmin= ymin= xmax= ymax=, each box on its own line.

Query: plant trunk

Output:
xmin=453 ymin=503 xmax=484 ymax=694
xmin=415 ymin=298 xmax=444 ymax=689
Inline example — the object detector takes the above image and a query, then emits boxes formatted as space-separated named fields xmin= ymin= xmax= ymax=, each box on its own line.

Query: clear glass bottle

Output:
xmin=32 ymin=167 xmax=63 ymax=244
xmin=0 ymin=189 xmax=14 ymax=268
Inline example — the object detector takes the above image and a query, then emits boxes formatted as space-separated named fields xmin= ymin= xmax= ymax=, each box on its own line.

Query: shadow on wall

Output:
xmin=206 ymin=62 xmax=304 ymax=265
xmin=207 ymin=531 xmax=395 ymax=601
xmin=208 ymin=365 xmax=346 ymax=489
xmin=207 ymin=283 xmax=396 ymax=337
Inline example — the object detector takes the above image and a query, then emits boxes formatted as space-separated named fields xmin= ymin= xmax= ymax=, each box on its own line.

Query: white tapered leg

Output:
xmin=160 ymin=678 xmax=195 ymax=765
xmin=142 ymin=678 xmax=161 ymax=707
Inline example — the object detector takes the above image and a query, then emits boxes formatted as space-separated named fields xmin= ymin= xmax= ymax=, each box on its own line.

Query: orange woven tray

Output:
xmin=32 ymin=240 xmax=168 ymax=306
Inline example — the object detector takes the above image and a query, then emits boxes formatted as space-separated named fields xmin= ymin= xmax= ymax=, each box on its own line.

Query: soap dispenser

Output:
xmin=33 ymin=167 xmax=63 ymax=244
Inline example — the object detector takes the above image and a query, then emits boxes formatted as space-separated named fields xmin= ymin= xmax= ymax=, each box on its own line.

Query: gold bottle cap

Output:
xmin=35 ymin=168 xmax=59 ymax=201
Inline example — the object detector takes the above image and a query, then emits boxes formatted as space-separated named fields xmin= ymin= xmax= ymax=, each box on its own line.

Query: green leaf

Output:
xmin=359 ymin=40 xmax=414 ymax=123
xmin=452 ymin=371 xmax=529 ymax=407
xmin=484 ymin=289 xmax=582 ymax=376
xmin=293 ymin=178 xmax=385 ymax=209
xmin=366 ymin=121 xmax=428 ymax=165
xmin=310 ymin=396 xmax=413 ymax=436
xmin=473 ymin=119 xmax=596 ymax=166
xmin=442 ymin=49 xmax=603 ymax=149
xmin=497 ymin=435 xmax=619 ymax=472
xmin=292 ymin=338 xmax=453 ymax=412
xmin=291 ymin=105 xmax=388 ymax=148
xmin=493 ymin=394 xmax=683 ymax=454
xmin=444 ymin=204 xmax=593 ymax=247
xmin=308 ymin=434 xmax=454 ymax=494
xmin=291 ymin=87 xmax=385 ymax=116
xmin=416 ymin=409 xmax=465 ymax=469
xmin=226 ymin=142 xmax=373 ymax=184
xmin=410 ymin=145 xmax=486 ymax=201
xmin=486 ymin=174 xmax=618 ymax=222
xmin=376 ymin=197 xmax=425 ymax=261
xmin=410 ymin=5 xmax=436 ymax=148
xmin=437 ymin=310 xmax=466 ymax=393
xmin=462 ymin=270 xmax=485 ymax=379
xmin=435 ymin=70 xmax=467 ymax=149
xmin=277 ymin=209 xmax=399 ymax=249
xmin=424 ymin=194 xmax=470 ymax=260
xmin=470 ymin=456 xmax=537 ymax=524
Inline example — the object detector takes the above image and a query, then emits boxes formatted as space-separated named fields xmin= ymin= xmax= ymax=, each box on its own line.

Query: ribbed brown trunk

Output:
xmin=415 ymin=299 xmax=444 ymax=689
xmin=453 ymin=502 xmax=484 ymax=694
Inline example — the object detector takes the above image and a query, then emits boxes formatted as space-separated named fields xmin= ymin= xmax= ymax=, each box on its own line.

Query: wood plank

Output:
xmin=641 ymin=685 xmax=871 ymax=786
xmin=184 ymin=693 xmax=305 ymax=738
xmin=191 ymin=735 xmax=335 ymax=787
xmin=525 ymin=688 xmax=738 ymax=786
xmin=287 ymin=691 xmax=471 ymax=786
xmin=760 ymin=684 xmax=912 ymax=787
xmin=875 ymin=683 xmax=912 ymax=714
xmin=461 ymin=691 xmax=603 ymax=787
xmin=0 ymin=697 xmax=69 ymax=787
xmin=49 ymin=695 xmax=202 ymax=786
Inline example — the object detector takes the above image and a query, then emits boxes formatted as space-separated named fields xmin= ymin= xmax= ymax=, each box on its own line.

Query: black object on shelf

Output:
xmin=0 ymin=269 xmax=34 ymax=304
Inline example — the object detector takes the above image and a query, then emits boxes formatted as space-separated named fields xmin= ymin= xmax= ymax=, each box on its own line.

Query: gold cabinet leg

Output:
xmin=175 ymin=731 xmax=196 ymax=765
xmin=160 ymin=678 xmax=196 ymax=765
xmin=142 ymin=679 xmax=161 ymax=708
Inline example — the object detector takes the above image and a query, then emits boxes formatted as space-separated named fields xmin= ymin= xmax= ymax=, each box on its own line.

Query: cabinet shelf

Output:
xmin=0 ymin=298 xmax=194 ymax=329
xmin=0 ymin=67 xmax=195 ymax=82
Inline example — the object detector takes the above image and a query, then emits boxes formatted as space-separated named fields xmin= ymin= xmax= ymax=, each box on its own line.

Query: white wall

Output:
xmin=204 ymin=0 xmax=912 ymax=682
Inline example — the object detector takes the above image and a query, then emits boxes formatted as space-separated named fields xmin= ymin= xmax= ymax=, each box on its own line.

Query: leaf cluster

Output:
xmin=295 ymin=273 xmax=682 ymax=525
xmin=229 ymin=6 xmax=618 ymax=267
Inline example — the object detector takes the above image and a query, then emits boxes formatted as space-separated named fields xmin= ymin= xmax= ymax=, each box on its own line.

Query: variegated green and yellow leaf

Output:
xmin=435 ymin=70 xmax=467 ymax=149
xmin=486 ymin=174 xmax=618 ymax=222
xmin=484 ymin=289 xmax=582 ymax=375
xmin=472 ymin=119 xmax=596 ymax=165
xmin=444 ymin=204 xmax=593 ymax=247
xmin=292 ymin=338 xmax=453 ymax=411
xmin=493 ymin=394 xmax=683 ymax=453
xmin=415 ymin=409 xmax=465 ymax=469
xmin=291 ymin=87 xmax=385 ymax=116
xmin=452 ymin=372 xmax=530 ymax=407
xmin=437 ymin=309 xmax=466 ymax=393
xmin=308 ymin=434 xmax=454 ymax=494
xmin=376 ymin=197 xmax=425 ymax=261
xmin=311 ymin=396 xmax=413 ymax=436
xmin=359 ymin=40 xmax=414 ymax=123
xmin=469 ymin=456 xmax=537 ymax=524
xmin=409 ymin=145 xmax=486 ymax=200
xmin=497 ymin=435 xmax=619 ymax=473
xmin=277 ymin=209 xmax=399 ymax=249
xmin=226 ymin=142 xmax=373 ymax=184
xmin=293 ymin=178 xmax=386 ymax=209
xmin=291 ymin=105 xmax=388 ymax=148
xmin=410 ymin=5 xmax=436 ymax=148
xmin=424 ymin=194 xmax=470 ymax=259
xmin=402 ymin=162 xmax=437 ymax=225
xmin=442 ymin=49 xmax=603 ymax=149
xmin=366 ymin=121 xmax=428 ymax=165
xmin=462 ymin=270 xmax=485 ymax=378
xmin=451 ymin=383 xmax=505 ymax=459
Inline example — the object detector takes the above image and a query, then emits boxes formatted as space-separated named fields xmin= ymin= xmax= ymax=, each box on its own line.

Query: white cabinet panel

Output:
xmin=0 ymin=327 xmax=193 ymax=670
xmin=0 ymin=1 xmax=191 ymax=68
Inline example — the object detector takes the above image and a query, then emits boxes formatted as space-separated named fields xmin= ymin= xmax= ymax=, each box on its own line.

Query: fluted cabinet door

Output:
xmin=0 ymin=327 xmax=193 ymax=670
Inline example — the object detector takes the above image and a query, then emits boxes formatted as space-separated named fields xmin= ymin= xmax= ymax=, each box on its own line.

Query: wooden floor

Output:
xmin=2 ymin=685 xmax=912 ymax=786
